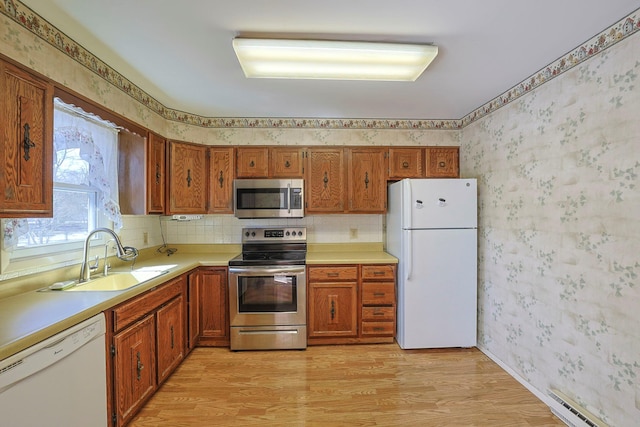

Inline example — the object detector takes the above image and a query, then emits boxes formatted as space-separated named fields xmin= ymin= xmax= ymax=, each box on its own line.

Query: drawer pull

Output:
xmin=373 ymin=292 xmax=386 ymax=297
xmin=372 ymin=271 xmax=386 ymax=276
xmin=373 ymin=311 xmax=385 ymax=316
xmin=373 ymin=327 xmax=385 ymax=331
xmin=327 ymin=272 xmax=339 ymax=277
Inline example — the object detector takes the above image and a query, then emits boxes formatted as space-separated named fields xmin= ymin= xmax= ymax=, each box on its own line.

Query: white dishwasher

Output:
xmin=0 ymin=313 xmax=107 ymax=427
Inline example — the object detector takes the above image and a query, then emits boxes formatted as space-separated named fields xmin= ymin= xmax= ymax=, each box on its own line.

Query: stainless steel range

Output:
xmin=228 ymin=227 xmax=307 ymax=350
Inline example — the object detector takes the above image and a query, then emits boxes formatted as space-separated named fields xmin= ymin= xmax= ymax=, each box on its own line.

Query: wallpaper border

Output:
xmin=1 ymin=1 xmax=638 ymax=130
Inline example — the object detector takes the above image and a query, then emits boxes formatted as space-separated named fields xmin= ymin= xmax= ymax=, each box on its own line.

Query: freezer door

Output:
xmin=396 ymin=228 xmax=477 ymax=349
xmin=401 ymin=179 xmax=477 ymax=229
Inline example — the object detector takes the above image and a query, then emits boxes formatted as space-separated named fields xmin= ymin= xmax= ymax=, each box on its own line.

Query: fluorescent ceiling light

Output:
xmin=232 ymin=38 xmax=438 ymax=81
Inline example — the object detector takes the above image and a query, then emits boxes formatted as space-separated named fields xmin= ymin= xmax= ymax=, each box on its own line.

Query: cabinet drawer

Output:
xmin=362 ymin=306 xmax=395 ymax=321
xmin=113 ymin=276 xmax=185 ymax=332
xmin=362 ymin=282 xmax=395 ymax=305
xmin=361 ymin=265 xmax=395 ymax=280
xmin=361 ymin=321 xmax=395 ymax=336
xmin=308 ymin=266 xmax=358 ymax=281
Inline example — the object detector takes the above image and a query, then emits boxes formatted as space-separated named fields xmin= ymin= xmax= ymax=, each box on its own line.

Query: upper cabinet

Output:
xmin=236 ymin=146 xmax=305 ymax=178
xmin=208 ymin=147 xmax=235 ymax=213
xmin=347 ymin=148 xmax=387 ymax=213
xmin=425 ymin=146 xmax=459 ymax=178
xmin=119 ymin=131 xmax=166 ymax=215
xmin=388 ymin=147 xmax=424 ymax=179
xmin=167 ymin=140 xmax=208 ymax=214
xmin=0 ymin=60 xmax=53 ymax=217
xmin=305 ymin=147 xmax=346 ymax=213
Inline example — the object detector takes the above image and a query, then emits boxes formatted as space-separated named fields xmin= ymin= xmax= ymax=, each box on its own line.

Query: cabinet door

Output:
xmin=156 ymin=295 xmax=185 ymax=384
xmin=388 ymin=147 xmax=424 ymax=179
xmin=196 ymin=268 xmax=229 ymax=346
xmin=209 ymin=147 xmax=235 ymax=213
xmin=147 ymin=133 xmax=166 ymax=213
xmin=167 ymin=140 xmax=207 ymax=213
xmin=270 ymin=147 xmax=304 ymax=178
xmin=236 ymin=147 xmax=268 ymax=178
xmin=305 ymin=148 xmax=345 ymax=213
xmin=0 ymin=61 xmax=53 ymax=217
xmin=187 ymin=271 xmax=201 ymax=351
xmin=308 ymin=281 xmax=358 ymax=338
xmin=113 ymin=314 xmax=156 ymax=427
xmin=347 ymin=148 xmax=387 ymax=213
xmin=425 ymin=147 xmax=460 ymax=178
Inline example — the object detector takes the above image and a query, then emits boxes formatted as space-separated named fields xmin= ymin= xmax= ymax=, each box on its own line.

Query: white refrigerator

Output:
xmin=386 ymin=178 xmax=477 ymax=349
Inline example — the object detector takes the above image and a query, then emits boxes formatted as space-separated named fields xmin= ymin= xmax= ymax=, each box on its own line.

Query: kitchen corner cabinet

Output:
xmin=208 ymin=147 xmax=235 ymax=213
xmin=307 ymin=266 xmax=359 ymax=343
xmin=425 ymin=146 xmax=460 ymax=178
xmin=167 ymin=140 xmax=208 ymax=214
xmin=0 ymin=60 xmax=53 ymax=217
xmin=118 ymin=131 xmax=166 ymax=215
xmin=388 ymin=147 xmax=424 ymax=179
xmin=307 ymin=264 xmax=396 ymax=345
xmin=236 ymin=146 xmax=305 ymax=178
xmin=305 ymin=147 xmax=346 ymax=213
xmin=188 ymin=267 xmax=229 ymax=347
xmin=106 ymin=275 xmax=187 ymax=427
xmin=347 ymin=148 xmax=387 ymax=213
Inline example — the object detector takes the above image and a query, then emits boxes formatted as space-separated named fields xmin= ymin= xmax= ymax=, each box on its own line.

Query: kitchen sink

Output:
xmin=44 ymin=265 xmax=177 ymax=292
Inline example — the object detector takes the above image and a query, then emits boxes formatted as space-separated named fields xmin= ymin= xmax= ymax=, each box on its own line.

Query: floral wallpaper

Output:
xmin=461 ymin=32 xmax=639 ymax=427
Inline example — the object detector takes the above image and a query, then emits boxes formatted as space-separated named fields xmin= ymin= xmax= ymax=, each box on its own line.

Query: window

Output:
xmin=1 ymin=99 xmax=122 ymax=274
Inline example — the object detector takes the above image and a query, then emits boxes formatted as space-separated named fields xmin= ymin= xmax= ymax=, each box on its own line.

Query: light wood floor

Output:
xmin=130 ymin=344 xmax=564 ymax=426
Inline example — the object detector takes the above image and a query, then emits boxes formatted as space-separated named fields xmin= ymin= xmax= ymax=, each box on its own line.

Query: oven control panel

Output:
xmin=242 ymin=227 xmax=306 ymax=242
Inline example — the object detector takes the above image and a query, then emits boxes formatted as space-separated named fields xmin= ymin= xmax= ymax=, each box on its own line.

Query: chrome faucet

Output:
xmin=79 ymin=228 xmax=139 ymax=283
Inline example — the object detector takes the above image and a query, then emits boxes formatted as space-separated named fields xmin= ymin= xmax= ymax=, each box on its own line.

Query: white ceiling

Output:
xmin=20 ymin=0 xmax=640 ymax=120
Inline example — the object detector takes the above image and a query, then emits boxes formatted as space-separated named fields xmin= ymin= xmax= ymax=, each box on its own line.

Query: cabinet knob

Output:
xmin=439 ymin=161 xmax=446 ymax=168
xmin=186 ymin=169 xmax=192 ymax=187
xmin=284 ymin=160 xmax=291 ymax=168
xmin=136 ymin=351 xmax=144 ymax=380
xmin=249 ymin=160 xmax=255 ymax=168
xmin=218 ymin=171 xmax=224 ymax=188
xmin=402 ymin=161 xmax=409 ymax=168
xmin=364 ymin=172 xmax=369 ymax=189
xmin=323 ymin=171 xmax=329 ymax=189
xmin=155 ymin=163 xmax=161 ymax=184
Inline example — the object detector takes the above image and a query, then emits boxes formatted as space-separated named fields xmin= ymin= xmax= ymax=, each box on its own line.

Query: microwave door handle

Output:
xmin=287 ymin=183 xmax=291 ymax=214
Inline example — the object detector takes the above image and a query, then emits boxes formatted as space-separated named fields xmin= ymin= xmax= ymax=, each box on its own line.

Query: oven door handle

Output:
xmin=229 ymin=266 xmax=306 ymax=276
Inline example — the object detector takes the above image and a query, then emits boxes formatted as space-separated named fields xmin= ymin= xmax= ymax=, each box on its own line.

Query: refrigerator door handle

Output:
xmin=406 ymin=230 xmax=413 ymax=281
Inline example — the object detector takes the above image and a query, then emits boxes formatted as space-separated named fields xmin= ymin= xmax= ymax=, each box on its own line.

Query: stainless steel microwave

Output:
xmin=234 ymin=179 xmax=304 ymax=219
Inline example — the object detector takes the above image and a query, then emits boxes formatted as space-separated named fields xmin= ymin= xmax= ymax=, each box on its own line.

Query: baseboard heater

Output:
xmin=548 ymin=389 xmax=608 ymax=427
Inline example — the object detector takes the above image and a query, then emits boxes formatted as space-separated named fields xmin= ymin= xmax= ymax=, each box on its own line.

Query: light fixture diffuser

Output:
xmin=232 ymin=38 xmax=438 ymax=81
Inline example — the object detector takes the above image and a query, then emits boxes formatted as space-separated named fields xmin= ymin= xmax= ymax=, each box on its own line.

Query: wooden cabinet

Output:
xmin=167 ymin=140 xmax=208 ymax=214
xmin=112 ymin=314 xmax=156 ymax=427
xmin=119 ymin=131 xmax=165 ymax=215
xmin=0 ymin=60 xmax=53 ymax=217
xmin=208 ymin=147 xmax=235 ymax=213
xmin=388 ymin=147 xmax=424 ymax=179
xmin=308 ymin=263 xmax=396 ymax=345
xmin=308 ymin=266 xmax=358 ymax=343
xmin=305 ymin=148 xmax=346 ymax=213
xmin=188 ymin=267 xmax=229 ymax=347
xmin=236 ymin=147 xmax=268 ymax=178
xmin=425 ymin=146 xmax=459 ymax=178
xmin=360 ymin=265 xmax=396 ymax=340
xmin=156 ymin=295 xmax=185 ymax=383
xmin=347 ymin=148 xmax=387 ymax=213
xmin=236 ymin=146 xmax=305 ymax=178
xmin=106 ymin=275 xmax=187 ymax=427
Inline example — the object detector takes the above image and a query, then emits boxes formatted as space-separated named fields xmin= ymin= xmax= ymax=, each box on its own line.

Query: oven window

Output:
xmin=237 ymin=275 xmax=297 ymax=312
xmin=236 ymin=188 xmax=287 ymax=210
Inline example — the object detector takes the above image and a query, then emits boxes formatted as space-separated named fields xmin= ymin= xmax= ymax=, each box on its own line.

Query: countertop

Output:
xmin=0 ymin=243 xmax=396 ymax=361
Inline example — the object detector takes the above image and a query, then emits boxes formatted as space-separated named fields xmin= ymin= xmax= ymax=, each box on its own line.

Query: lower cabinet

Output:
xmin=106 ymin=275 xmax=187 ymax=427
xmin=307 ymin=264 xmax=396 ymax=345
xmin=188 ymin=267 xmax=229 ymax=347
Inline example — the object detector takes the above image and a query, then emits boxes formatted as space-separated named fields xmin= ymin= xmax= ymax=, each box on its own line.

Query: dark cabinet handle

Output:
xmin=249 ymin=160 xmax=255 ymax=168
xmin=186 ymin=169 xmax=192 ymax=187
xmin=439 ymin=161 xmax=446 ymax=168
xmin=373 ymin=292 xmax=386 ymax=297
xmin=155 ymin=163 xmax=161 ymax=184
xmin=136 ymin=351 xmax=144 ymax=380
xmin=284 ymin=160 xmax=291 ymax=168
xmin=218 ymin=171 xmax=224 ymax=188
xmin=364 ymin=172 xmax=369 ymax=189
xmin=170 ymin=325 xmax=175 ymax=349
xmin=23 ymin=123 xmax=35 ymax=161
xmin=330 ymin=300 xmax=336 ymax=320
xmin=372 ymin=271 xmax=385 ymax=276
xmin=323 ymin=171 xmax=329 ymax=188
xmin=402 ymin=161 xmax=409 ymax=168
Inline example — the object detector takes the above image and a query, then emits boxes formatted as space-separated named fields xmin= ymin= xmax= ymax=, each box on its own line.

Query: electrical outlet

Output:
xmin=349 ymin=228 xmax=358 ymax=239
xmin=143 ymin=231 xmax=148 ymax=245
